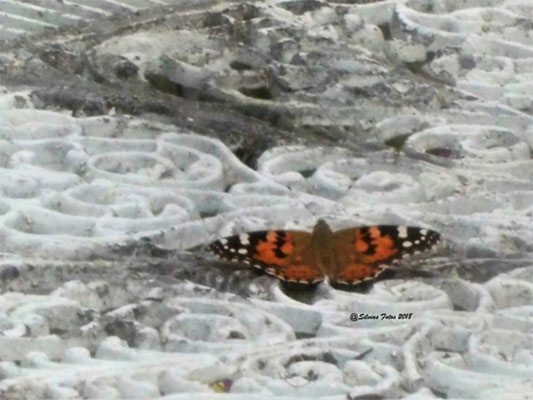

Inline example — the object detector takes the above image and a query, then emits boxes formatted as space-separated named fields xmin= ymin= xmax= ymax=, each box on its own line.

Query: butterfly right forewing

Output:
xmin=330 ymin=225 xmax=441 ymax=286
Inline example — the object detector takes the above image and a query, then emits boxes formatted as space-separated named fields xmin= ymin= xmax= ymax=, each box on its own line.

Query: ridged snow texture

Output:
xmin=1 ymin=0 xmax=533 ymax=399
xmin=0 ymin=0 xmax=185 ymax=40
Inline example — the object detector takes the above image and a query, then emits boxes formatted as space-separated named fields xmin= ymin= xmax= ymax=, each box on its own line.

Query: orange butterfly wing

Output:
xmin=331 ymin=225 xmax=440 ymax=285
xmin=209 ymin=230 xmax=324 ymax=284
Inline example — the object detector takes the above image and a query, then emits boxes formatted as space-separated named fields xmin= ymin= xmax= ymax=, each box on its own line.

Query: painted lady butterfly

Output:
xmin=209 ymin=219 xmax=440 ymax=286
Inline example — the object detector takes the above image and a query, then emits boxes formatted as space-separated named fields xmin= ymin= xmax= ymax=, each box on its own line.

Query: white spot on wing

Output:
xmin=398 ymin=226 xmax=408 ymax=238
xmin=420 ymin=229 xmax=428 ymax=235
xmin=402 ymin=241 xmax=413 ymax=248
xmin=238 ymin=248 xmax=247 ymax=254
xmin=239 ymin=234 xmax=250 ymax=245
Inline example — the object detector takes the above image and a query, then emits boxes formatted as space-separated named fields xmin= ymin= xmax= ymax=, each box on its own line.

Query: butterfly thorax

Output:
xmin=310 ymin=219 xmax=336 ymax=275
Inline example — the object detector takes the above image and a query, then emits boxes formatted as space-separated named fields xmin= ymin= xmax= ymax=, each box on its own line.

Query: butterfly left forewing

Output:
xmin=209 ymin=230 xmax=324 ymax=284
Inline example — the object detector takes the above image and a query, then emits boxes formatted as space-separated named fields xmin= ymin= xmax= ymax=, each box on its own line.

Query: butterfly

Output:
xmin=208 ymin=219 xmax=440 ymax=286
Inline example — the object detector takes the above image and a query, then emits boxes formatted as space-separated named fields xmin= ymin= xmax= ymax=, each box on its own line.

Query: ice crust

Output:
xmin=0 ymin=0 xmax=532 ymax=399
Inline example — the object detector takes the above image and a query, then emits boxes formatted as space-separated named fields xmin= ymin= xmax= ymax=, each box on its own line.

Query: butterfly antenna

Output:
xmin=286 ymin=184 xmax=317 ymax=223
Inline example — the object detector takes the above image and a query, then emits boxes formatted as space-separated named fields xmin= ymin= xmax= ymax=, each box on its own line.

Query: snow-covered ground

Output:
xmin=0 ymin=0 xmax=532 ymax=399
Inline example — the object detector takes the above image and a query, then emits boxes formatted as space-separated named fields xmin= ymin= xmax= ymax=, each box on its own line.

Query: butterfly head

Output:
xmin=313 ymin=219 xmax=333 ymax=240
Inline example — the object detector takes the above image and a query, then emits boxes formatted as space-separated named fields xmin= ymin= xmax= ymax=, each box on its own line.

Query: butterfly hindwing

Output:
xmin=333 ymin=263 xmax=386 ymax=286
xmin=209 ymin=230 xmax=324 ymax=284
